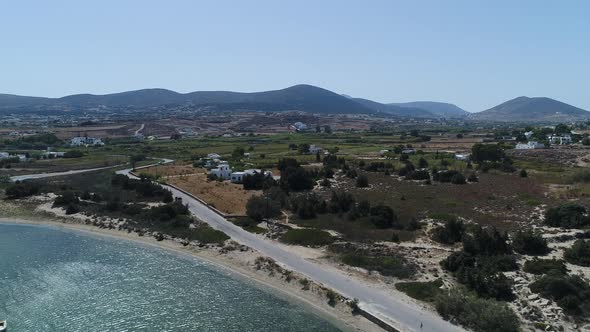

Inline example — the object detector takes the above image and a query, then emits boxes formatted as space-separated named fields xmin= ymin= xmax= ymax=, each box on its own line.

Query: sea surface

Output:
xmin=0 ymin=223 xmax=342 ymax=331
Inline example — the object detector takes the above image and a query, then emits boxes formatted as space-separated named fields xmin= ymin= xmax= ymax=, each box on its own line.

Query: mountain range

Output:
xmin=1 ymin=85 xmax=587 ymax=122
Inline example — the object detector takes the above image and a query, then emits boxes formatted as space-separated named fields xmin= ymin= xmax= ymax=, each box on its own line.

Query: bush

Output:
xmin=65 ymin=204 xmax=80 ymax=215
xmin=435 ymin=289 xmax=519 ymax=332
xmin=4 ymin=182 xmax=41 ymax=199
xmin=451 ymin=173 xmax=466 ymax=184
xmin=246 ymin=196 xmax=281 ymax=222
xmin=530 ymin=271 xmax=590 ymax=315
xmin=520 ymin=169 xmax=528 ymax=178
xmin=467 ymin=173 xmax=478 ymax=182
xmin=291 ymin=193 xmax=326 ymax=219
xmin=431 ymin=219 xmax=464 ymax=244
xmin=523 ymin=258 xmax=567 ymax=275
xmin=64 ymin=150 xmax=84 ymax=158
xmin=512 ymin=230 xmax=550 ymax=255
xmin=54 ymin=191 xmax=79 ymax=206
xmin=544 ymin=203 xmax=589 ymax=228
xmin=405 ymin=170 xmax=430 ymax=180
xmin=342 ymin=254 xmax=415 ymax=278
xmin=369 ymin=205 xmax=398 ymax=229
xmin=355 ymin=174 xmax=369 ymax=188
xmin=564 ymin=240 xmax=590 ymax=266
xmin=280 ymin=229 xmax=335 ymax=247
xmin=395 ymin=279 xmax=443 ymax=302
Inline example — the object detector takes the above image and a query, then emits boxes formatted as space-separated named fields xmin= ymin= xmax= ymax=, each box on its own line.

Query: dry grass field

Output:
xmin=141 ymin=163 xmax=259 ymax=216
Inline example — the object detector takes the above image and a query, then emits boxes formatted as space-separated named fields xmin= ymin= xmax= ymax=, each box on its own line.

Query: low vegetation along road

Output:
xmin=117 ymin=165 xmax=464 ymax=332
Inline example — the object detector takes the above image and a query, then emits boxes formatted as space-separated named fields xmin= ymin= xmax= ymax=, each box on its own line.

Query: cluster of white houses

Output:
xmin=0 ymin=152 xmax=26 ymax=161
xmin=516 ymin=134 xmax=572 ymax=150
xmin=204 ymin=153 xmax=273 ymax=183
xmin=70 ymin=136 xmax=104 ymax=147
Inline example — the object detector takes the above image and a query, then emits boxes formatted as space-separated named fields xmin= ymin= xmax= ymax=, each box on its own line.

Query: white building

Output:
xmin=70 ymin=137 xmax=104 ymax=147
xmin=524 ymin=131 xmax=534 ymax=140
xmin=209 ymin=162 xmax=232 ymax=180
xmin=0 ymin=152 xmax=10 ymax=159
xmin=42 ymin=151 xmax=66 ymax=159
xmin=207 ymin=153 xmax=221 ymax=159
xmin=230 ymin=169 xmax=273 ymax=183
xmin=291 ymin=122 xmax=308 ymax=131
xmin=309 ymin=144 xmax=323 ymax=154
xmin=516 ymin=141 xmax=545 ymax=150
xmin=547 ymin=134 xmax=572 ymax=145
xmin=454 ymin=153 xmax=471 ymax=161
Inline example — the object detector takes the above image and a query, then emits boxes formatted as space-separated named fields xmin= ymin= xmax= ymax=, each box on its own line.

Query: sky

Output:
xmin=1 ymin=0 xmax=589 ymax=112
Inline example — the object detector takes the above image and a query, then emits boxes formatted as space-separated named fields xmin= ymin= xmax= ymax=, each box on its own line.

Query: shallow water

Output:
xmin=0 ymin=223 xmax=341 ymax=331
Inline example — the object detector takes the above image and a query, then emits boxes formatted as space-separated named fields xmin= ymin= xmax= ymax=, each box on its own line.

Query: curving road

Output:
xmin=117 ymin=165 xmax=464 ymax=332
xmin=15 ymin=160 xmax=463 ymax=332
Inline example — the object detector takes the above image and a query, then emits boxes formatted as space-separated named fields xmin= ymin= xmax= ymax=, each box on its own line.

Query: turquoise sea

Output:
xmin=0 ymin=223 xmax=342 ymax=331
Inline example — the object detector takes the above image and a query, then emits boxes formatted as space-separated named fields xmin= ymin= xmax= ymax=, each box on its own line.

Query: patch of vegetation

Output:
xmin=395 ymin=279 xmax=443 ymax=302
xmin=564 ymin=240 xmax=590 ymax=266
xmin=431 ymin=218 xmax=464 ymax=244
xmin=530 ymin=271 xmax=590 ymax=316
xmin=233 ymin=217 xmax=267 ymax=234
xmin=544 ymin=203 xmax=589 ymax=228
xmin=523 ymin=258 xmax=567 ymax=275
xmin=512 ymin=230 xmax=550 ymax=255
xmin=280 ymin=228 xmax=335 ymax=247
xmin=341 ymin=254 xmax=415 ymax=278
xmin=435 ymin=289 xmax=519 ymax=332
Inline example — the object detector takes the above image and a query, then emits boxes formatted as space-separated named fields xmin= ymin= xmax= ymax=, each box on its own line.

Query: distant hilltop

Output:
xmin=2 ymin=85 xmax=588 ymax=122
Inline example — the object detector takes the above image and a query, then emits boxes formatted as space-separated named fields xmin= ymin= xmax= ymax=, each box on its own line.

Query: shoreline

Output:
xmin=0 ymin=216 xmax=379 ymax=332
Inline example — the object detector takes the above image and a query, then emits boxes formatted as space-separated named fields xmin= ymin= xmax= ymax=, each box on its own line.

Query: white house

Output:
xmin=291 ymin=122 xmax=308 ymax=131
xmin=524 ymin=131 xmax=534 ymax=140
xmin=210 ymin=162 xmax=232 ymax=180
xmin=70 ymin=137 xmax=104 ymax=147
xmin=42 ymin=151 xmax=66 ymax=159
xmin=0 ymin=152 xmax=10 ymax=159
xmin=207 ymin=153 xmax=221 ymax=159
xmin=454 ymin=153 xmax=471 ymax=161
xmin=402 ymin=149 xmax=416 ymax=154
xmin=516 ymin=141 xmax=545 ymax=150
xmin=309 ymin=144 xmax=323 ymax=154
xmin=547 ymin=134 xmax=572 ymax=145
xmin=230 ymin=169 xmax=273 ymax=183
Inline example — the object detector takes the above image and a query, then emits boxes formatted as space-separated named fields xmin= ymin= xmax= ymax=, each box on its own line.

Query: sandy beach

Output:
xmin=0 ymin=214 xmax=380 ymax=332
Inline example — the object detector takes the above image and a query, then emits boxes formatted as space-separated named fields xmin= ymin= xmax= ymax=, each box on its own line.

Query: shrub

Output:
xmin=523 ymin=258 xmax=567 ymax=275
xmin=431 ymin=219 xmax=464 ymax=244
xmin=328 ymin=191 xmax=354 ymax=213
xmin=467 ymin=173 xmax=478 ymax=182
xmin=355 ymin=174 xmax=369 ymax=188
xmin=451 ymin=173 xmax=466 ymax=184
xmin=471 ymin=143 xmax=506 ymax=163
xmin=4 ymin=182 xmax=41 ymax=199
xmin=512 ymin=230 xmax=550 ymax=255
xmin=564 ymin=240 xmax=590 ymax=266
xmin=64 ymin=150 xmax=84 ymax=158
xmin=326 ymin=289 xmax=338 ymax=306
xmin=369 ymin=205 xmax=398 ymax=229
xmin=418 ymin=157 xmax=428 ymax=169
xmin=65 ymin=204 xmax=80 ymax=215
xmin=520 ymin=169 xmax=528 ymax=178
xmin=544 ymin=203 xmax=589 ymax=228
xmin=530 ymin=271 xmax=590 ymax=315
xmin=395 ymin=279 xmax=443 ymax=302
xmin=405 ymin=170 xmax=430 ymax=180
xmin=54 ymin=191 xmax=79 ymax=206
xmin=281 ymin=229 xmax=335 ymax=247
xmin=341 ymin=254 xmax=415 ymax=278
xmin=246 ymin=196 xmax=281 ymax=222
xmin=435 ymin=289 xmax=519 ymax=332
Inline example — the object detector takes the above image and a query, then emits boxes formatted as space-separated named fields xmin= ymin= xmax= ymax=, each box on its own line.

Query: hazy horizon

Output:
xmin=2 ymin=0 xmax=589 ymax=112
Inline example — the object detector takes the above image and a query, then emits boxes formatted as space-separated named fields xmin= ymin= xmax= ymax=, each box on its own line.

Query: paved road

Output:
xmin=10 ymin=164 xmax=124 ymax=182
xmin=15 ymin=161 xmax=463 ymax=332
xmin=117 ymin=165 xmax=464 ymax=332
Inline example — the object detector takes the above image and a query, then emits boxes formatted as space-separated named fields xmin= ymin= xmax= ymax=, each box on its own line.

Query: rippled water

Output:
xmin=0 ymin=223 xmax=341 ymax=332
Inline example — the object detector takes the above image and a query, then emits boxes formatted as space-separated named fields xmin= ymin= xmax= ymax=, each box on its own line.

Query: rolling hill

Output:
xmin=352 ymin=98 xmax=437 ymax=118
xmin=390 ymin=101 xmax=468 ymax=118
xmin=0 ymin=85 xmax=375 ymax=115
xmin=473 ymin=96 xmax=590 ymax=122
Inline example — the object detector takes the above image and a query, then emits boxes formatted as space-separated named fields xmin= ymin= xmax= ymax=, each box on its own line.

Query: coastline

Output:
xmin=0 ymin=216 xmax=379 ymax=332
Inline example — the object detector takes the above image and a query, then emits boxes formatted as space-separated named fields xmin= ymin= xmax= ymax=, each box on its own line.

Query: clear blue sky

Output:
xmin=1 ymin=0 xmax=589 ymax=112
